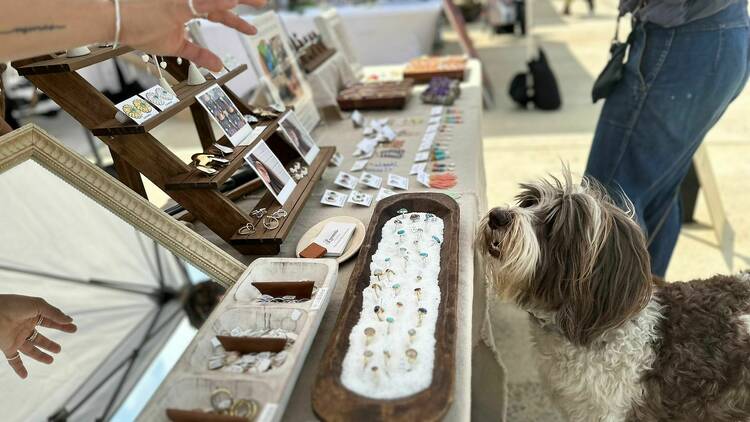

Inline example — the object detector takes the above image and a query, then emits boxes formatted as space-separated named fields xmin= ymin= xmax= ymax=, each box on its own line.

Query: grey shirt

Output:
xmin=620 ymin=0 xmax=740 ymax=27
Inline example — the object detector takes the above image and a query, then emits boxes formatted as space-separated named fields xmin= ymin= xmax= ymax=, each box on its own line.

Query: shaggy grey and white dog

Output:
xmin=477 ymin=171 xmax=750 ymax=422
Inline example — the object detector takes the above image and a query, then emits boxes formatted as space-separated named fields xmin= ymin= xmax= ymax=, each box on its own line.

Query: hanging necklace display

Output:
xmin=66 ymin=46 xmax=91 ymax=58
xmin=187 ymin=61 xmax=207 ymax=86
xmin=151 ymin=54 xmax=177 ymax=96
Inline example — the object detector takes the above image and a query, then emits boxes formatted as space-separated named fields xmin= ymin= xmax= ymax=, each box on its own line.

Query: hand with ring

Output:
xmin=119 ymin=0 xmax=267 ymax=72
xmin=0 ymin=295 xmax=77 ymax=379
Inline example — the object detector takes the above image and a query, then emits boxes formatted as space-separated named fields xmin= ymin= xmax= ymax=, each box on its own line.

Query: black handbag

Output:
xmin=591 ymin=3 xmax=643 ymax=103
xmin=509 ymin=48 xmax=562 ymax=110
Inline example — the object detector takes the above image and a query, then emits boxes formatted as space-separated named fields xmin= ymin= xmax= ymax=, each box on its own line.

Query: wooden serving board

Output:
xmin=312 ymin=193 xmax=460 ymax=422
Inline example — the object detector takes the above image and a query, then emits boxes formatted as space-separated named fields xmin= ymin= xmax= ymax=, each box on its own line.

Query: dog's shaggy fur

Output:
xmin=477 ymin=171 xmax=750 ymax=421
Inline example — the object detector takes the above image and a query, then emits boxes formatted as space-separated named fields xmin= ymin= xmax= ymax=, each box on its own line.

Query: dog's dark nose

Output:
xmin=488 ymin=208 xmax=511 ymax=229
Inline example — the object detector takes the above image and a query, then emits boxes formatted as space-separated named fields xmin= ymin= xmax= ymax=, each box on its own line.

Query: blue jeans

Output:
xmin=585 ymin=1 xmax=750 ymax=277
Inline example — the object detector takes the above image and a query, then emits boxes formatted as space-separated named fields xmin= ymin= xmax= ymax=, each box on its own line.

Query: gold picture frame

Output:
xmin=0 ymin=124 xmax=245 ymax=287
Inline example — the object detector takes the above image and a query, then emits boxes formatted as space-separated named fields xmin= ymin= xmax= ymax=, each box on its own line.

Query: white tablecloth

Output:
xmin=306 ymin=51 xmax=358 ymax=109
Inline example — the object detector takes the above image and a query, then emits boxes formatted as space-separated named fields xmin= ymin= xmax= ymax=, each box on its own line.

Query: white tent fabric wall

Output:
xmin=0 ymin=161 xmax=190 ymax=421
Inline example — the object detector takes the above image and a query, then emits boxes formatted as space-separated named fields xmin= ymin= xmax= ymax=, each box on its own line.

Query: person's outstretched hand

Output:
xmin=120 ymin=0 xmax=266 ymax=72
xmin=0 ymin=295 xmax=77 ymax=379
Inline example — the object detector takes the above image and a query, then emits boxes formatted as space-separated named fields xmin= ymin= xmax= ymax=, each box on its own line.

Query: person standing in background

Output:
xmin=585 ymin=0 xmax=750 ymax=277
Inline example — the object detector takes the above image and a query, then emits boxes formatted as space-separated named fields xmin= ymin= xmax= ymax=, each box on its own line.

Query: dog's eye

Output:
xmin=518 ymin=197 xmax=537 ymax=208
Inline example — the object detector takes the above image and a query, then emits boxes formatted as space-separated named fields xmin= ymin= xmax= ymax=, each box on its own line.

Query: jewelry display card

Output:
xmin=139 ymin=85 xmax=179 ymax=111
xmin=358 ymin=172 xmax=382 ymax=189
xmin=115 ymin=95 xmax=159 ymax=125
xmin=334 ymin=172 xmax=357 ymax=190
xmin=417 ymin=171 xmax=431 ymax=188
xmin=387 ymin=173 xmax=409 ymax=190
xmin=277 ymin=111 xmax=320 ymax=164
xmin=330 ymin=151 xmax=344 ymax=167
xmin=196 ymin=84 xmax=253 ymax=146
xmin=347 ymin=190 xmax=373 ymax=207
xmin=410 ymin=163 xmax=427 ymax=176
xmin=243 ymin=140 xmax=296 ymax=205
xmin=350 ymin=159 xmax=369 ymax=172
xmin=321 ymin=189 xmax=347 ymax=207
xmin=414 ymin=151 xmax=430 ymax=163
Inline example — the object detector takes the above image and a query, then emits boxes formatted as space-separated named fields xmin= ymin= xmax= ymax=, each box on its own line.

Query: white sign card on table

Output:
xmin=314 ymin=8 xmax=363 ymax=79
xmin=244 ymin=140 xmax=297 ymax=205
xmin=241 ymin=11 xmax=320 ymax=133
xmin=195 ymin=84 xmax=253 ymax=146
xmin=277 ymin=111 xmax=320 ymax=164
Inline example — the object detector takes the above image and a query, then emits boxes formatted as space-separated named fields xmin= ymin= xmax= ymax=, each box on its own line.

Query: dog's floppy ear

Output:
xmin=555 ymin=201 xmax=653 ymax=346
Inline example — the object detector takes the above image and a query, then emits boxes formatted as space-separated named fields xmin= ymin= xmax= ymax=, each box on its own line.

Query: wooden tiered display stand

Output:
xmin=14 ymin=46 xmax=334 ymax=255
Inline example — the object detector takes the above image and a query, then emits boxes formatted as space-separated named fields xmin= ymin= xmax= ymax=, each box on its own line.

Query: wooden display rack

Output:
xmin=14 ymin=46 xmax=334 ymax=256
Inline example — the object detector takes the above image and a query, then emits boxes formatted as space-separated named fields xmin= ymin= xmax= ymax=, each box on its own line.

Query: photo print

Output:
xmin=244 ymin=140 xmax=296 ymax=205
xmin=277 ymin=112 xmax=320 ymax=164
xmin=196 ymin=85 xmax=252 ymax=146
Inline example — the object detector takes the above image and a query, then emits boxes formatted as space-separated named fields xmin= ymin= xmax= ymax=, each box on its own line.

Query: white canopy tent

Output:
xmin=0 ymin=161 xmax=193 ymax=421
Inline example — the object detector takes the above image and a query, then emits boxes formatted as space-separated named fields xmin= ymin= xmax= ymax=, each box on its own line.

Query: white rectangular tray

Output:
xmin=138 ymin=258 xmax=338 ymax=422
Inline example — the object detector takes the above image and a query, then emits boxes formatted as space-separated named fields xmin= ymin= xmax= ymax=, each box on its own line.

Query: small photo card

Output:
xmin=334 ymin=171 xmax=357 ymax=190
xmin=350 ymin=159 xmax=369 ymax=172
xmin=431 ymin=106 xmax=444 ymax=116
xmin=428 ymin=115 xmax=442 ymax=125
xmin=359 ymin=172 xmax=382 ymax=189
xmin=376 ymin=187 xmax=397 ymax=202
xmin=387 ymin=173 xmax=409 ymax=190
xmin=244 ymin=140 xmax=296 ymax=205
xmin=425 ymin=123 xmax=439 ymax=135
xmin=414 ymin=151 xmax=430 ymax=163
xmin=320 ymin=189 xmax=347 ymax=207
xmin=115 ymin=95 xmax=159 ymax=125
xmin=278 ymin=111 xmax=320 ymax=164
xmin=410 ymin=162 xmax=427 ymax=175
xmin=417 ymin=171 xmax=431 ymax=188
xmin=351 ymin=110 xmax=364 ymax=127
xmin=348 ymin=190 xmax=373 ymax=207
xmin=139 ymin=85 xmax=179 ymax=111
xmin=196 ymin=84 xmax=253 ymax=146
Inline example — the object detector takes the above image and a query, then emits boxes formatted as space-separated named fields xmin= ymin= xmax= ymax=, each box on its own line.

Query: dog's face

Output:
xmin=477 ymin=172 xmax=653 ymax=346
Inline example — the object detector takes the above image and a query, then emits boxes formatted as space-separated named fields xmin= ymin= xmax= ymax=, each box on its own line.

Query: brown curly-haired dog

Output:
xmin=476 ymin=171 xmax=750 ymax=421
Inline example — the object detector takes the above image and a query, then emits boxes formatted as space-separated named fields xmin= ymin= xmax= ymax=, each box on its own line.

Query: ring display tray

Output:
xmin=336 ymin=80 xmax=414 ymax=111
xmin=312 ymin=193 xmax=460 ymax=422
xmin=14 ymin=51 xmax=335 ymax=256
xmin=402 ymin=56 xmax=467 ymax=84
xmin=138 ymin=258 xmax=338 ymax=422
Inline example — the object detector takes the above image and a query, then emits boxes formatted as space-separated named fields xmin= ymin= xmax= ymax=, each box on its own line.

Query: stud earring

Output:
xmin=417 ymin=307 xmax=427 ymax=326
xmin=408 ymin=328 xmax=417 ymax=344
xmin=364 ymin=327 xmax=376 ymax=345
xmin=370 ymin=283 xmax=382 ymax=299
xmin=386 ymin=316 xmax=394 ymax=335
xmin=374 ymin=305 xmax=385 ymax=321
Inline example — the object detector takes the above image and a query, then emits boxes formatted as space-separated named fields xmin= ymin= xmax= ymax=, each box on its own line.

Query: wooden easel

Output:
xmin=14 ymin=46 xmax=334 ymax=256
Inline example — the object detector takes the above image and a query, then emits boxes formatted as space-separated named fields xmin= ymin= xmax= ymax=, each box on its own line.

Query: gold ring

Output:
xmin=26 ymin=330 xmax=38 ymax=343
xmin=230 ymin=399 xmax=259 ymax=420
xmin=6 ymin=352 xmax=20 ymax=362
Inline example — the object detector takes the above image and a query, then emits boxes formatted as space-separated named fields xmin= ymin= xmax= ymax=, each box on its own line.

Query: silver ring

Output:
xmin=36 ymin=315 xmax=44 ymax=326
xmin=187 ymin=0 xmax=208 ymax=18
xmin=6 ymin=352 xmax=20 ymax=362
xmin=263 ymin=216 xmax=280 ymax=230
xmin=26 ymin=330 xmax=38 ymax=343
xmin=272 ymin=209 xmax=288 ymax=219
xmin=238 ymin=223 xmax=256 ymax=235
